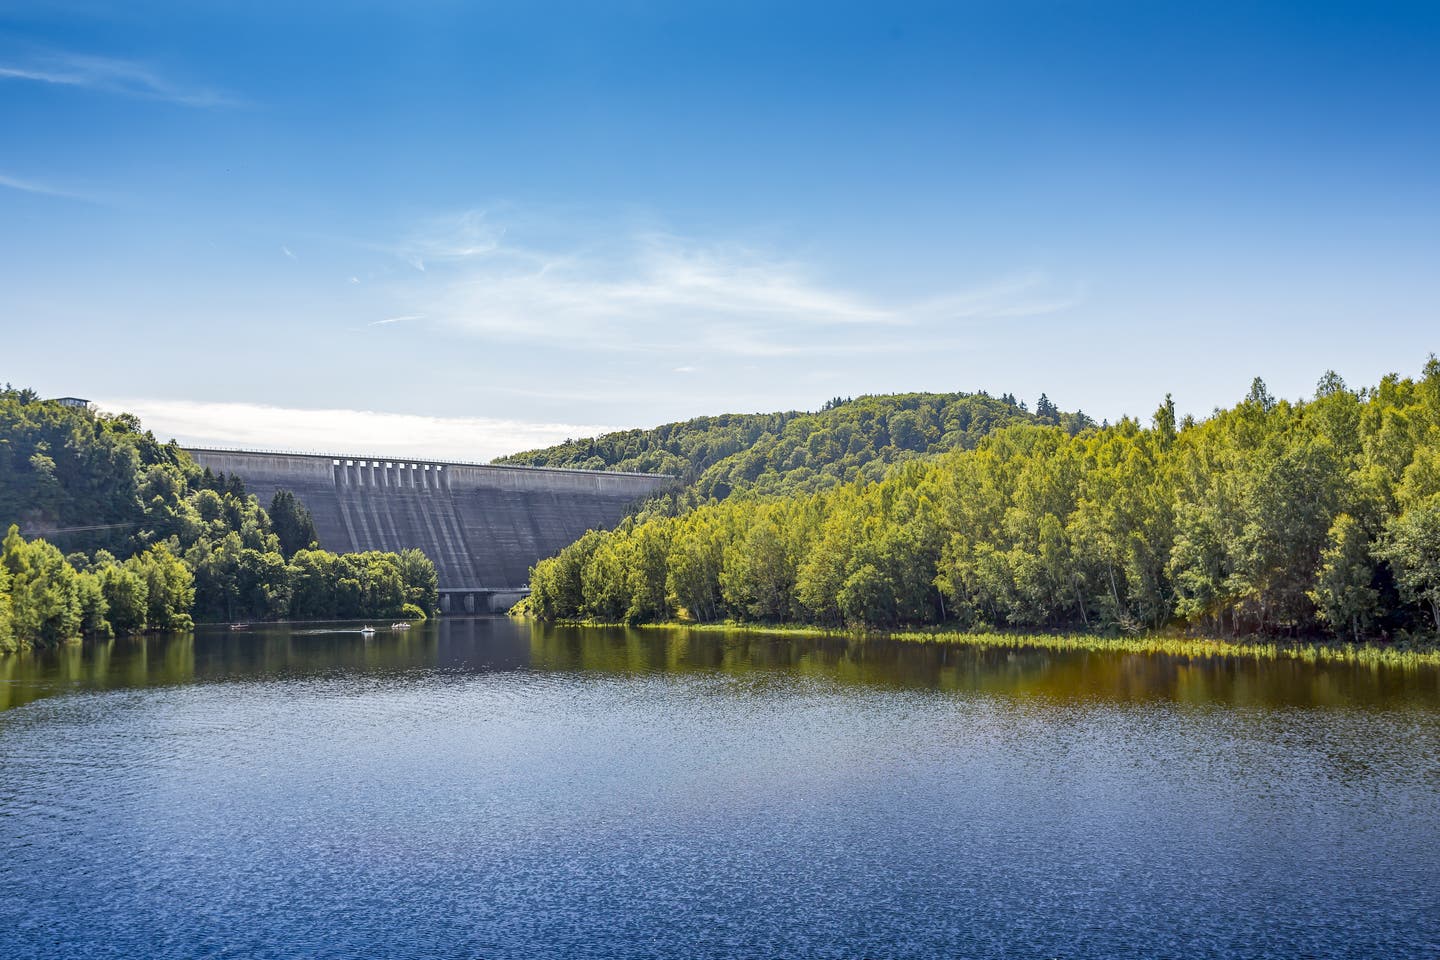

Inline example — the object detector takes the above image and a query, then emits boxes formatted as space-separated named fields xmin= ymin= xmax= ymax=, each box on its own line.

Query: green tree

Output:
xmin=100 ymin=561 xmax=150 ymax=635
xmin=837 ymin=562 xmax=894 ymax=626
xmin=529 ymin=530 xmax=606 ymax=620
xmin=0 ymin=561 xmax=15 ymax=654
xmin=665 ymin=514 xmax=729 ymax=622
xmin=720 ymin=514 xmax=795 ymax=621
xmin=1376 ymin=497 xmax=1440 ymax=631
xmin=397 ymin=548 xmax=439 ymax=614
xmin=288 ymin=549 xmax=341 ymax=620
xmin=1309 ymin=514 xmax=1380 ymax=641
xmin=0 ymin=389 xmax=447 ymax=642
xmin=129 ymin=544 xmax=195 ymax=631
xmin=269 ymin=490 xmax=319 ymax=557
xmin=519 ymin=357 xmax=1440 ymax=643
xmin=75 ymin=570 xmax=111 ymax=638
xmin=497 ymin=390 xmax=1055 ymax=501
xmin=3 ymin=525 xmax=83 ymax=645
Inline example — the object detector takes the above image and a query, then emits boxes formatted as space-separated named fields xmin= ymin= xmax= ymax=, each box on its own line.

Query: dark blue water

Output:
xmin=2 ymin=619 xmax=1438 ymax=958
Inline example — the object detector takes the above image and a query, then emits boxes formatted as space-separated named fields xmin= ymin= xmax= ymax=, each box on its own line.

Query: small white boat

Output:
xmin=360 ymin=625 xmax=377 ymax=636
xmin=391 ymin=621 xmax=412 ymax=630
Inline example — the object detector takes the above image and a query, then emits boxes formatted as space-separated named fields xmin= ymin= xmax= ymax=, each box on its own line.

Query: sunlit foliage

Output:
xmin=525 ymin=359 xmax=1440 ymax=645
xmin=0 ymin=389 xmax=439 ymax=650
xmin=497 ymin=390 xmax=1090 ymax=503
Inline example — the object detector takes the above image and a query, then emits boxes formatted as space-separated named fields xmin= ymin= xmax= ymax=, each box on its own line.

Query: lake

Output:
xmin=2 ymin=618 xmax=1438 ymax=958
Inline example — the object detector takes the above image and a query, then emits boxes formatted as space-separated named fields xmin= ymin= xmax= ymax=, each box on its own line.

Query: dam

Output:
xmin=185 ymin=448 xmax=673 ymax=613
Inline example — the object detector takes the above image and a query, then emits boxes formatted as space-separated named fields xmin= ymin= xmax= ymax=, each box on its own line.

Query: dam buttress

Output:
xmin=185 ymin=449 xmax=673 ymax=612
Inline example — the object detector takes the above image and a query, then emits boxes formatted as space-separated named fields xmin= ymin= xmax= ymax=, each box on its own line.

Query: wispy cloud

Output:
xmin=370 ymin=314 xmax=425 ymax=326
xmin=384 ymin=210 xmax=1080 ymax=360
xmin=397 ymin=210 xmax=505 ymax=271
xmin=281 ymin=245 xmax=297 ymax=260
xmin=0 ymin=171 xmax=101 ymax=202
xmin=0 ymin=52 xmax=240 ymax=107
xmin=98 ymin=397 xmax=614 ymax=462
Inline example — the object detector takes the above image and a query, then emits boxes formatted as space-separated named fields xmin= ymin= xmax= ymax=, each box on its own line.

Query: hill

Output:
xmin=495 ymin=390 xmax=1092 ymax=500
xmin=522 ymin=361 xmax=1440 ymax=648
xmin=0 ymin=388 xmax=437 ymax=651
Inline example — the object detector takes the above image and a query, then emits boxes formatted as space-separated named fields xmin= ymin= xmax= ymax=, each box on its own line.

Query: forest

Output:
xmin=497 ymin=390 xmax=1090 ymax=502
xmin=0 ymin=388 xmax=436 ymax=654
xmin=523 ymin=362 xmax=1440 ymax=646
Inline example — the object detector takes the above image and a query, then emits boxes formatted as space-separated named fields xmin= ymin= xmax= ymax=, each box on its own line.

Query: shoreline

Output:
xmin=520 ymin=617 xmax=1440 ymax=667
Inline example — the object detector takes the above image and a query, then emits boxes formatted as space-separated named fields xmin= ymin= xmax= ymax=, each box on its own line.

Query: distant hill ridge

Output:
xmin=494 ymin=390 xmax=1090 ymax=501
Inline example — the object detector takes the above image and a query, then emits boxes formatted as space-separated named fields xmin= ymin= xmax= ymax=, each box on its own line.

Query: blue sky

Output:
xmin=2 ymin=1 xmax=1437 ymax=459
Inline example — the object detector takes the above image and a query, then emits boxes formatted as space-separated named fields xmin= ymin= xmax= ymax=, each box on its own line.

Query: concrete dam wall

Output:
xmin=185 ymin=449 xmax=673 ymax=611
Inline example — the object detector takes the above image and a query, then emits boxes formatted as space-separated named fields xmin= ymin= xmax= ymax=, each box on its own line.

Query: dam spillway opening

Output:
xmin=185 ymin=449 xmax=673 ymax=611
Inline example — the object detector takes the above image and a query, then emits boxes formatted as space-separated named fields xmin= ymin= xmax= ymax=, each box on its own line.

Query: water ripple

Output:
xmin=0 ymin=624 xmax=1437 ymax=958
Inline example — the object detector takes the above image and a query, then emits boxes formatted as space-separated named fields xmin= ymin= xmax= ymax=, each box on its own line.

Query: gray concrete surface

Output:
xmin=186 ymin=449 xmax=673 ymax=594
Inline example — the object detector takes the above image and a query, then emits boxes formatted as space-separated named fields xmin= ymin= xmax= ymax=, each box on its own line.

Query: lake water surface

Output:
xmin=2 ymin=619 xmax=1438 ymax=958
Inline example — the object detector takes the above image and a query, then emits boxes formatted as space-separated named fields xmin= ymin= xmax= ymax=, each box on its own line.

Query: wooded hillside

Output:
xmin=524 ymin=362 xmax=1440 ymax=645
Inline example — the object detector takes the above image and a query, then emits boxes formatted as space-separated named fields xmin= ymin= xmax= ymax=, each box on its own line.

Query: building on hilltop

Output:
xmin=50 ymin=397 xmax=91 ymax=408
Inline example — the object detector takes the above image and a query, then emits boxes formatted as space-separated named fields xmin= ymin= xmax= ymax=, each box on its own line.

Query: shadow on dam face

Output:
xmin=185 ymin=449 xmax=673 ymax=606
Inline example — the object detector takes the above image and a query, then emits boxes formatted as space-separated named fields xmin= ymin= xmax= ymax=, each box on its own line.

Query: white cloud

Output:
xmin=97 ymin=397 xmax=615 ymax=462
xmin=397 ymin=210 xmax=505 ymax=271
xmin=384 ymin=210 xmax=1079 ymax=360
xmin=281 ymin=245 xmax=297 ymax=260
xmin=0 ymin=52 xmax=240 ymax=107
xmin=0 ymin=171 xmax=98 ymax=202
xmin=370 ymin=314 xmax=424 ymax=326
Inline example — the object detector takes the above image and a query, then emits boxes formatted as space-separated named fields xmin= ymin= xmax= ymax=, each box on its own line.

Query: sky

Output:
xmin=2 ymin=0 xmax=1438 ymax=461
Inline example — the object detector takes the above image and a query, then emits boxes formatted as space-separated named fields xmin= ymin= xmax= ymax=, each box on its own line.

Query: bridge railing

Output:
xmin=184 ymin=445 xmax=675 ymax=480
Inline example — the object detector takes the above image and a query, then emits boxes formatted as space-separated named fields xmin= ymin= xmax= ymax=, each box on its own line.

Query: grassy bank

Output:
xmin=519 ymin=616 xmax=1440 ymax=668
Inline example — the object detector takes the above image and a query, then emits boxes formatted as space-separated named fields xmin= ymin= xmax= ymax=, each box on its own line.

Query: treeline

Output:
xmin=1 ymin=526 xmax=194 ymax=652
xmin=0 ymin=524 xmax=437 ymax=653
xmin=524 ymin=363 xmax=1440 ymax=644
xmin=0 ymin=389 xmax=437 ymax=653
xmin=497 ymin=391 xmax=1092 ymax=501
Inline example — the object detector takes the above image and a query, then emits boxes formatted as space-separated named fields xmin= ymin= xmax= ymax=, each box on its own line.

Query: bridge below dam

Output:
xmin=185 ymin=449 xmax=674 ymax=613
